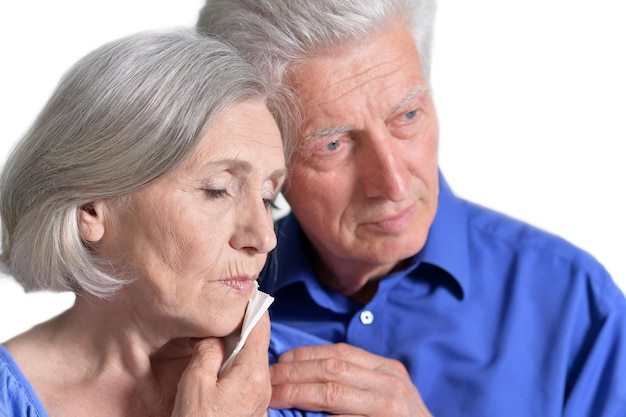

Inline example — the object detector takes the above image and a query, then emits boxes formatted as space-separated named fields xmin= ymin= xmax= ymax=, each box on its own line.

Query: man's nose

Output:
xmin=358 ymin=132 xmax=410 ymax=201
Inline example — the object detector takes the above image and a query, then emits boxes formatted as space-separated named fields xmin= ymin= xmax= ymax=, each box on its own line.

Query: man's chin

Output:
xmin=357 ymin=237 xmax=424 ymax=266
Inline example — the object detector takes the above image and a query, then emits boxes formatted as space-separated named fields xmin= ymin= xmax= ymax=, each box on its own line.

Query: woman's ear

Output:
xmin=78 ymin=201 xmax=107 ymax=242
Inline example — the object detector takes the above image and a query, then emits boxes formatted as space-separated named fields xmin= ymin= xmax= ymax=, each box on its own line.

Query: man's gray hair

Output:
xmin=0 ymin=28 xmax=269 ymax=298
xmin=197 ymin=0 xmax=437 ymax=167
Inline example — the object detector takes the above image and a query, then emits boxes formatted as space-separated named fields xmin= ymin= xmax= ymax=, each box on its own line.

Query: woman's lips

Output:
xmin=220 ymin=278 xmax=257 ymax=293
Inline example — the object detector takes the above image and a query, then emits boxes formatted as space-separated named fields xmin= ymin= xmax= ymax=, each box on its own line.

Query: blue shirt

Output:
xmin=262 ymin=173 xmax=626 ymax=417
xmin=0 ymin=345 xmax=49 ymax=417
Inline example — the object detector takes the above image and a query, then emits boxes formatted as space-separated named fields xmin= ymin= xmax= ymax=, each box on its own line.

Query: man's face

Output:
xmin=283 ymin=23 xmax=439 ymax=294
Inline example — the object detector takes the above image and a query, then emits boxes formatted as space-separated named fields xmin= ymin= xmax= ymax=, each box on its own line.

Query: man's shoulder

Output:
xmin=463 ymin=199 xmax=595 ymax=261
xmin=461 ymin=199 xmax=623 ymax=305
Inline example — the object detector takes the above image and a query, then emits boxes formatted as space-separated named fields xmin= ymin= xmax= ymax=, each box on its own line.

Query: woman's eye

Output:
xmin=205 ymin=189 xmax=229 ymax=199
xmin=263 ymin=197 xmax=279 ymax=210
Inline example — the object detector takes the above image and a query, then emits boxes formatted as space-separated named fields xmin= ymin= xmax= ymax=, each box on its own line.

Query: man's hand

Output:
xmin=171 ymin=313 xmax=272 ymax=417
xmin=269 ymin=343 xmax=432 ymax=417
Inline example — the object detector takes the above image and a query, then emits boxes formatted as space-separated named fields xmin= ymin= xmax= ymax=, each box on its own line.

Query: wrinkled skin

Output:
xmin=172 ymin=314 xmax=272 ymax=417
xmin=273 ymin=21 xmax=436 ymax=417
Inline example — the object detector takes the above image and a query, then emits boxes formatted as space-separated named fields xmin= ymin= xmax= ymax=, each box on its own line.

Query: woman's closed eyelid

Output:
xmin=204 ymin=188 xmax=230 ymax=199
xmin=206 ymin=180 xmax=281 ymax=211
xmin=264 ymin=197 xmax=279 ymax=210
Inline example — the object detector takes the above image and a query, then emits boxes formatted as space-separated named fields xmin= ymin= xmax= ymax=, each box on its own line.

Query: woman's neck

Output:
xmin=4 ymin=296 xmax=195 ymax=417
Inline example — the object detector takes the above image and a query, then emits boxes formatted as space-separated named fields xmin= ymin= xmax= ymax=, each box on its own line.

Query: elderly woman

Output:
xmin=0 ymin=28 xmax=285 ymax=417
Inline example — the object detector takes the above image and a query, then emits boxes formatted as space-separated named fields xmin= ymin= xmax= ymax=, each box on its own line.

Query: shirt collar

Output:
xmin=419 ymin=172 xmax=471 ymax=299
xmin=260 ymin=214 xmax=316 ymax=291
xmin=263 ymin=170 xmax=470 ymax=300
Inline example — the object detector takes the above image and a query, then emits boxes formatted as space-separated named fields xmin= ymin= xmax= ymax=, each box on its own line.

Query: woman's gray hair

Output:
xmin=0 ymin=28 xmax=270 ymax=298
xmin=197 ymin=0 xmax=437 ymax=168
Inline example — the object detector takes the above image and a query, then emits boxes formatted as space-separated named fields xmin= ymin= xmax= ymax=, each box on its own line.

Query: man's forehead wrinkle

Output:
xmin=301 ymin=80 xmax=425 ymax=134
xmin=299 ymin=82 xmax=425 ymax=143
xmin=298 ymin=53 xmax=404 ymax=107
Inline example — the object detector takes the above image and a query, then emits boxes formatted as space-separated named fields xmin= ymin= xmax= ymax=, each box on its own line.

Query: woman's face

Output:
xmin=99 ymin=100 xmax=285 ymax=339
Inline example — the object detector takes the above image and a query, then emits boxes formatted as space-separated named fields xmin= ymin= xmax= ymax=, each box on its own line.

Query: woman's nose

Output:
xmin=229 ymin=198 xmax=277 ymax=254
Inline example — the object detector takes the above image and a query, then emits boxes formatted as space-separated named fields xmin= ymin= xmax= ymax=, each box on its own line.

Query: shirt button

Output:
xmin=360 ymin=310 xmax=374 ymax=325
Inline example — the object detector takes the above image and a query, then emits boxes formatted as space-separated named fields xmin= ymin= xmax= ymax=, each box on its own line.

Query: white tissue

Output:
xmin=218 ymin=282 xmax=274 ymax=376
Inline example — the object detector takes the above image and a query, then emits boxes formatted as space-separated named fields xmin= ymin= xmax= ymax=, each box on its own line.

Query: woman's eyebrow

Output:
xmin=269 ymin=168 xmax=287 ymax=182
xmin=207 ymin=159 xmax=252 ymax=173
xmin=207 ymin=159 xmax=286 ymax=181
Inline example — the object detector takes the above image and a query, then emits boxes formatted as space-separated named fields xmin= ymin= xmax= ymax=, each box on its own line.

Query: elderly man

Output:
xmin=198 ymin=1 xmax=626 ymax=416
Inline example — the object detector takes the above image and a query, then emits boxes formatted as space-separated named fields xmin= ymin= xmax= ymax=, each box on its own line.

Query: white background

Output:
xmin=1 ymin=1 xmax=624 ymax=342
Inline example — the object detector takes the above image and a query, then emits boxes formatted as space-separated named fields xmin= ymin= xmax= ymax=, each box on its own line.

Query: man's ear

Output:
xmin=78 ymin=201 xmax=107 ymax=243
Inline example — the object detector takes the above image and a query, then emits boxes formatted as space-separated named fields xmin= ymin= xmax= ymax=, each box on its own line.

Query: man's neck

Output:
xmin=309 ymin=248 xmax=413 ymax=304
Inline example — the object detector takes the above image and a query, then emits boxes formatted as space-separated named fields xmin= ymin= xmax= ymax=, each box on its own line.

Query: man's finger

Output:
xmin=277 ymin=342 xmax=408 ymax=378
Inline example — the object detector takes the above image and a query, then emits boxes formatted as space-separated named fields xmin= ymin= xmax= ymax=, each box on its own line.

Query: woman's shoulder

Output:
xmin=2 ymin=325 xmax=54 ymax=377
xmin=0 ymin=344 xmax=50 ymax=417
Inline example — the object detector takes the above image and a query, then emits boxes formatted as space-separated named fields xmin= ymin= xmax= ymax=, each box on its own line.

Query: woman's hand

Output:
xmin=171 ymin=313 xmax=272 ymax=417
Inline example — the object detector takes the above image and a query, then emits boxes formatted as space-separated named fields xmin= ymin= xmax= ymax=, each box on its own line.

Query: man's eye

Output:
xmin=325 ymin=139 xmax=341 ymax=151
xmin=403 ymin=109 xmax=417 ymax=120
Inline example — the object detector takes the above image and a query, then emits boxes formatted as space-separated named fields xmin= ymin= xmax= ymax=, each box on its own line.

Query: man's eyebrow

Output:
xmin=304 ymin=86 xmax=429 ymax=142
xmin=305 ymin=125 xmax=353 ymax=141
xmin=390 ymin=86 xmax=429 ymax=115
